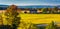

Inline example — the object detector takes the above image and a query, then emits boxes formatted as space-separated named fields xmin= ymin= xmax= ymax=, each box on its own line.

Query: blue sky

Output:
xmin=0 ymin=0 xmax=60 ymax=6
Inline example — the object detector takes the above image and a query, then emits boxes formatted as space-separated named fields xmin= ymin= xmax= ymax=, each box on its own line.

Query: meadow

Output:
xmin=17 ymin=14 xmax=60 ymax=29
xmin=20 ymin=14 xmax=60 ymax=24
xmin=2 ymin=13 xmax=60 ymax=29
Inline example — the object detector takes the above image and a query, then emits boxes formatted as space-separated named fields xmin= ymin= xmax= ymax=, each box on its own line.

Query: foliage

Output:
xmin=53 ymin=6 xmax=58 ymax=14
xmin=0 ymin=14 xmax=3 ymax=25
xmin=20 ymin=21 xmax=37 ymax=29
xmin=46 ymin=21 xmax=57 ymax=29
xmin=42 ymin=8 xmax=48 ymax=14
xmin=5 ymin=5 xmax=20 ymax=29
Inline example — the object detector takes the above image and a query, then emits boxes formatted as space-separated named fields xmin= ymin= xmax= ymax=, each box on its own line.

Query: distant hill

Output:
xmin=0 ymin=5 xmax=60 ymax=10
xmin=0 ymin=5 xmax=8 ymax=10
xmin=18 ymin=5 xmax=55 ymax=8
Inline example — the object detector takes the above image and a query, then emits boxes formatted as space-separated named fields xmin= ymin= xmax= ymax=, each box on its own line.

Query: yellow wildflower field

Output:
xmin=20 ymin=14 xmax=60 ymax=24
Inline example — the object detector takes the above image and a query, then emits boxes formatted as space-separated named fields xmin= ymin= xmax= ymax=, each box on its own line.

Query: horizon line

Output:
xmin=0 ymin=3 xmax=60 ymax=6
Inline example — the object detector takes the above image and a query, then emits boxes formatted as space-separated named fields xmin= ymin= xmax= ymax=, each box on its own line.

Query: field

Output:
xmin=20 ymin=14 xmax=60 ymax=24
xmin=2 ymin=13 xmax=60 ymax=29
xmin=17 ymin=14 xmax=60 ymax=29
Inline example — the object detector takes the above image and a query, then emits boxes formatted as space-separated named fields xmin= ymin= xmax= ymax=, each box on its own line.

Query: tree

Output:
xmin=53 ymin=6 xmax=58 ymax=14
xmin=46 ymin=21 xmax=57 ymax=29
xmin=5 ymin=5 xmax=20 ymax=29
xmin=42 ymin=8 xmax=48 ymax=14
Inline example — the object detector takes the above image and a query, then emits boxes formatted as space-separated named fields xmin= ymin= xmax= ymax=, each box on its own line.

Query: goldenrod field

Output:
xmin=20 ymin=14 xmax=60 ymax=24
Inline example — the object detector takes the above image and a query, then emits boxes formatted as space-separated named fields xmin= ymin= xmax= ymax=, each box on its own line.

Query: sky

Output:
xmin=0 ymin=0 xmax=60 ymax=6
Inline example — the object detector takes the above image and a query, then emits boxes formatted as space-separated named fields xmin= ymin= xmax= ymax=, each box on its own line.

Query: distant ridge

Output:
xmin=18 ymin=5 xmax=54 ymax=8
xmin=0 ymin=5 xmax=60 ymax=10
xmin=0 ymin=5 xmax=8 ymax=7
